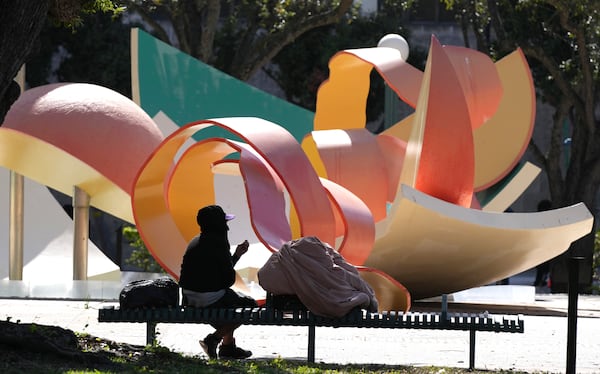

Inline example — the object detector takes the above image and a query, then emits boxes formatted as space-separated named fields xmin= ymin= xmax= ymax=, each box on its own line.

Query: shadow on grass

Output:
xmin=0 ymin=321 xmax=531 ymax=374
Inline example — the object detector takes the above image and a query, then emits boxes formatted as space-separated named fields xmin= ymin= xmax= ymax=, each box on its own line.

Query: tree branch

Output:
xmin=125 ymin=1 xmax=171 ymax=44
xmin=0 ymin=0 xmax=50 ymax=123
xmin=199 ymin=0 xmax=220 ymax=63
xmin=520 ymin=45 xmax=579 ymax=103
xmin=232 ymin=0 xmax=354 ymax=80
xmin=548 ymin=0 xmax=596 ymax=136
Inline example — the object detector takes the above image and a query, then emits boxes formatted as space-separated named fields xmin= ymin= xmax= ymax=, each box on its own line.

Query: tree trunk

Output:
xmin=0 ymin=0 xmax=51 ymax=123
xmin=198 ymin=0 xmax=220 ymax=63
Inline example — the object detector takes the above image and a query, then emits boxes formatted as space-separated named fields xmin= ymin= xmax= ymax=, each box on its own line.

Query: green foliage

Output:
xmin=441 ymin=0 xmax=599 ymax=93
xmin=80 ymin=0 xmax=125 ymax=15
xmin=498 ymin=0 xmax=598 ymax=102
xmin=27 ymin=10 xmax=134 ymax=98
xmin=28 ymin=323 xmax=38 ymax=334
xmin=143 ymin=342 xmax=171 ymax=354
xmin=48 ymin=0 xmax=124 ymax=29
xmin=127 ymin=0 xmax=356 ymax=80
xmin=593 ymin=230 xmax=600 ymax=292
xmin=122 ymin=226 xmax=165 ymax=273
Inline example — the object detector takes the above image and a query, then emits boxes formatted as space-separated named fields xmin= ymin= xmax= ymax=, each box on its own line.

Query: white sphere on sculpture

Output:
xmin=377 ymin=34 xmax=410 ymax=61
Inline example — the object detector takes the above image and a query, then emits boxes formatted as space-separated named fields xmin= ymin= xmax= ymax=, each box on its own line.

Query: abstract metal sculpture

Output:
xmin=0 ymin=33 xmax=593 ymax=310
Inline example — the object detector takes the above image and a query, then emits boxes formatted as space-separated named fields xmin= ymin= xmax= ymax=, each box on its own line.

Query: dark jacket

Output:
xmin=179 ymin=229 xmax=239 ymax=292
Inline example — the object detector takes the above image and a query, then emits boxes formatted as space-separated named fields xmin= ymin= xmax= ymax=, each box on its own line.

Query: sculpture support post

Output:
xmin=8 ymin=65 xmax=26 ymax=280
xmin=8 ymin=171 xmax=24 ymax=280
xmin=73 ymin=186 xmax=90 ymax=280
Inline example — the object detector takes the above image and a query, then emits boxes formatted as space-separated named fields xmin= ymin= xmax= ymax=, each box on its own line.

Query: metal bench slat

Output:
xmin=98 ymin=306 xmax=524 ymax=334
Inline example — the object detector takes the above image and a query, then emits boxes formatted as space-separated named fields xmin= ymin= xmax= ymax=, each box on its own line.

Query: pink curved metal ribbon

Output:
xmin=135 ymin=117 xmax=338 ymax=278
xmin=375 ymin=134 xmax=407 ymax=203
xmin=308 ymin=129 xmax=389 ymax=222
xmin=442 ymin=45 xmax=503 ymax=129
xmin=320 ymin=178 xmax=375 ymax=266
xmin=236 ymin=141 xmax=292 ymax=250
xmin=411 ymin=37 xmax=475 ymax=207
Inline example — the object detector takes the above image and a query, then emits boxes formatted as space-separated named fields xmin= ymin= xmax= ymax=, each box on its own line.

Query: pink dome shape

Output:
xmin=3 ymin=83 xmax=164 ymax=193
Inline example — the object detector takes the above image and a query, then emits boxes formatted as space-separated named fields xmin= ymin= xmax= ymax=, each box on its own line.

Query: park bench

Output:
xmin=98 ymin=294 xmax=524 ymax=370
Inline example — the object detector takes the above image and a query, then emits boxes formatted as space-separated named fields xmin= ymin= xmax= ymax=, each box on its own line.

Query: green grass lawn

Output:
xmin=0 ymin=321 xmax=541 ymax=374
xmin=1 ymin=333 xmax=538 ymax=374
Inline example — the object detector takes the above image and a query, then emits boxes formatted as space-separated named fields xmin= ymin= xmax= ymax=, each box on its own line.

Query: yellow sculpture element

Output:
xmin=371 ymin=185 xmax=591 ymax=299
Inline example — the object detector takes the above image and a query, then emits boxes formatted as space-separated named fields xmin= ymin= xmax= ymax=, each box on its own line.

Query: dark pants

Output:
xmin=208 ymin=288 xmax=257 ymax=309
xmin=185 ymin=288 xmax=257 ymax=329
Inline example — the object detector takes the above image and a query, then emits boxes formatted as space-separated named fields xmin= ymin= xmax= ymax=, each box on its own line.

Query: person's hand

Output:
xmin=234 ymin=240 xmax=249 ymax=257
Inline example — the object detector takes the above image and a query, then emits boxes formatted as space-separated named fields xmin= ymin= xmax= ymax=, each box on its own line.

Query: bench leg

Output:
xmin=469 ymin=329 xmax=475 ymax=370
xmin=147 ymin=321 xmax=157 ymax=346
xmin=307 ymin=324 xmax=315 ymax=363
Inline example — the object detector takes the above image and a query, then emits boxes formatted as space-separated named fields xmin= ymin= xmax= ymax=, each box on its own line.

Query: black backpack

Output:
xmin=119 ymin=277 xmax=180 ymax=309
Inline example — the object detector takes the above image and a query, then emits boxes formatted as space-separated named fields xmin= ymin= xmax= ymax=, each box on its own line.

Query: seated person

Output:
xmin=179 ymin=205 xmax=257 ymax=359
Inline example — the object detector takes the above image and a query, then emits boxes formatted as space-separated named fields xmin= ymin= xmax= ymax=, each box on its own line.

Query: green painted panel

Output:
xmin=475 ymin=161 xmax=525 ymax=208
xmin=135 ymin=29 xmax=314 ymax=142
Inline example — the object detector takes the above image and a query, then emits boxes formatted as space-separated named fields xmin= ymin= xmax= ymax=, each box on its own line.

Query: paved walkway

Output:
xmin=1 ymin=293 xmax=599 ymax=373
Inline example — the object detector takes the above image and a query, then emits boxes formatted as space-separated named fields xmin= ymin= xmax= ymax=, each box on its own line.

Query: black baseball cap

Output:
xmin=196 ymin=205 xmax=235 ymax=228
